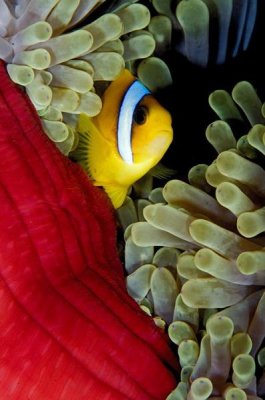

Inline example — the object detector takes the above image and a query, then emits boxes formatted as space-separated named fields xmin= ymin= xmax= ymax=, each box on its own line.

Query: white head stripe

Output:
xmin=117 ymin=80 xmax=151 ymax=164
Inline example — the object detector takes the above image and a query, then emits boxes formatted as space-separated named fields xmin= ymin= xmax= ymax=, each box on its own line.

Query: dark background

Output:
xmin=156 ymin=0 xmax=265 ymax=178
xmin=93 ymin=0 xmax=265 ymax=179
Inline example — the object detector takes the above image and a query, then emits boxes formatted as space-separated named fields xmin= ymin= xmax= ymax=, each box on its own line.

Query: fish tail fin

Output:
xmin=149 ymin=163 xmax=176 ymax=179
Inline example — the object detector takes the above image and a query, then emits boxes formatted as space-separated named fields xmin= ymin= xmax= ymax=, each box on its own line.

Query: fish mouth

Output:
xmin=157 ymin=127 xmax=174 ymax=140
xmin=133 ymin=132 xmax=173 ymax=164
xmin=152 ymin=130 xmax=173 ymax=150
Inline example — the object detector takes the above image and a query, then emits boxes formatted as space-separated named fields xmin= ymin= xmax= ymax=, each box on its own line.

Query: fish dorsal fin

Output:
xmin=103 ymin=184 xmax=128 ymax=209
xmin=149 ymin=163 xmax=176 ymax=179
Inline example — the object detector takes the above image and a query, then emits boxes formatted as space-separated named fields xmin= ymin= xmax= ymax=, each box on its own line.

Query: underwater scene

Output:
xmin=1 ymin=0 xmax=265 ymax=399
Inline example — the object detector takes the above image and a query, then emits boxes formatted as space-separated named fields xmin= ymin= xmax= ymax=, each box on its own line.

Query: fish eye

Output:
xmin=133 ymin=105 xmax=148 ymax=125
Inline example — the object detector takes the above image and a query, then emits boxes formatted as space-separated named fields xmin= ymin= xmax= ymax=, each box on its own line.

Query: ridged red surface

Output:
xmin=0 ymin=60 xmax=177 ymax=399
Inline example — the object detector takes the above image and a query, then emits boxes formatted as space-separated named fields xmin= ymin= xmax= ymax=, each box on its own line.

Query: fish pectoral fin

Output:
xmin=103 ymin=184 xmax=129 ymax=209
xmin=71 ymin=113 xmax=106 ymax=179
xmin=149 ymin=163 xmax=176 ymax=179
xmin=70 ymin=114 xmax=95 ymax=174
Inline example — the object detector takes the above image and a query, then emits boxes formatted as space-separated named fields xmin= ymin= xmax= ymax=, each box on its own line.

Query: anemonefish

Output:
xmin=71 ymin=69 xmax=173 ymax=208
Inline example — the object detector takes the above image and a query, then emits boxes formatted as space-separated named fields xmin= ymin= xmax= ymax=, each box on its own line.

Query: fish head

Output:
xmin=93 ymin=69 xmax=173 ymax=168
xmin=131 ymin=95 xmax=173 ymax=165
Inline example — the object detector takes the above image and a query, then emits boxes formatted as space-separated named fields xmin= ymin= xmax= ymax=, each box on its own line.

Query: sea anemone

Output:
xmin=0 ymin=0 xmax=159 ymax=154
xmin=149 ymin=0 xmax=258 ymax=67
xmin=122 ymin=80 xmax=265 ymax=398
xmin=0 ymin=0 xmax=258 ymax=150
xmin=0 ymin=58 xmax=178 ymax=399
xmin=1 ymin=1 xmax=263 ymax=398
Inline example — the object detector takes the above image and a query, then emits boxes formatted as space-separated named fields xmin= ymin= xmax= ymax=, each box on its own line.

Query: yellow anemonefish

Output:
xmin=71 ymin=69 xmax=173 ymax=208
